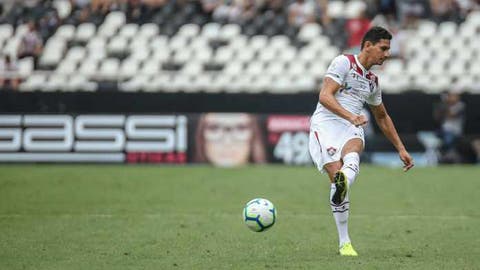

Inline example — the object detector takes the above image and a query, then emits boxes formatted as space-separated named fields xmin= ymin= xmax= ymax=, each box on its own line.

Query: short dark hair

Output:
xmin=361 ymin=26 xmax=392 ymax=49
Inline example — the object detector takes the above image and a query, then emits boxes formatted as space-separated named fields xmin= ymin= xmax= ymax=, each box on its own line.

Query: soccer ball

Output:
xmin=243 ymin=198 xmax=276 ymax=232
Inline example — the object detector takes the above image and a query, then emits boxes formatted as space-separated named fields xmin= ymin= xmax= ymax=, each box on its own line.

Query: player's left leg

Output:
xmin=329 ymin=138 xmax=363 ymax=256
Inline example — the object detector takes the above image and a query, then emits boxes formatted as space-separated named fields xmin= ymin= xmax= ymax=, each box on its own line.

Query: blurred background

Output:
xmin=0 ymin=0 xmax=480 ymax=166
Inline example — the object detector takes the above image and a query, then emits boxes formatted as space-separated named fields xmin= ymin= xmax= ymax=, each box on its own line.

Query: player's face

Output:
xmin=371 ymin=39 xmax=391 ymax=65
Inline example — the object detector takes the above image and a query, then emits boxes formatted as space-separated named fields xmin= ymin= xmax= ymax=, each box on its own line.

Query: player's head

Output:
xmin=360 ymin=26 xmax=392 ymax=65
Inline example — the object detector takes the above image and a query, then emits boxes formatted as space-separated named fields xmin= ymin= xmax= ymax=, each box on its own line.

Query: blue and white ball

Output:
xmin=243 ymin=198 xmax=276 ymax=232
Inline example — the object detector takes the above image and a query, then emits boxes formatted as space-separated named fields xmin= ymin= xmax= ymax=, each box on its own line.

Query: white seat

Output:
xmin=66 ymin=75 xmax=97 ymax=91
xmin=118 ymin=24 xmax=139 ymax=39
xmin=2 ymin=37 xmax=20 ymax=57
xmin=438 ymin=21 xmax=457 ymax=38
xmin=298 ymin=47 xmax=317 ymax=63
xmin=320 ymin=46 xmax=339 ymax=62
xmin=14 ymin=24 xmax=29 ymax=38
xmin=98 ymin=58 xmax=120 ymax=80
xmin=191 ymin=74 xmax=213 ymax=92
xmin=201 ymin=23 xmax=220 ymax=39
xmin=418 ymin=20 xmax=437 ymax=38
xmin=271 ymin=75 xmax=294 ymax=93
xmin=130 ymin=49 xmax=150 ymax=62
xmin=223 ymin=62 xmax=244 ymax=76
xmin=107 ymin=36 xmax=128 ymax=54
xmin=269 ymin=35 xmax=290 ymax=50
xmin=190 ymin=36 xmax=209 ymax=51
xmin=236 ymin=48 xmax=255 ymax=63
xmin=96 ymin=23 xmax=117 ymax=39
xmin=172 ymin=49 xmax=193 ymax=64
xmin=245 ymin=62 xmax=264 ymax=76
xmin=78 ymin=59 xmax=99 ymax=77
xmin=56 ymin=60 xmax=77 ymax=75
xmin=140 ymin=60 xmax=160 ymax=76
xmin=427 ymin=59 xmax=447 ymax=76
xmin=405 ymin=60 xmax=426 ymax=77
xmin=308 ymin=61 xmax=328 ymax=78
xmin=182 ymin=62 xmax=203 ymax=76
xmin=327 ymin=1 xmax=345 ymax=18
xmin=298 ymin=23 xmax=322 ymax=42
xmin=288 ymin=62 xmax=306 ymax=77
xmin=0 ymin=24 xmax=14 ymax=40
xmin=448 ymin=60 xmax=466 ymax=77
xmin=87 ymin=36 xmax=106 ymax=51
xmin=427 ymin=75 xmax=450 ymax=93
xmin=55 ymin=24 xmax=75 ymax=40
xmin=104 ymin=11 xmax=126 ymax=29
xmin=344 ymin=0 xmax=367 ymax=19
xmin=119 ymin=58 xmax=140 ymax=79
xmin=265 ymin=61 xmax=285 ymax=76
xmin=228 ymin=36 xmax=248 ymax=51
xmin=75 ymin=23 xmax=96 ymax=42
xmin=466 ymin=10 xmax=480 ymax=26
xmin=119 ymin=75 xmax=150 ymax=92
xmin=295 ymin=76 xmax=316 ymax=92
xmin=64 ymin=47 xmax=86 ymax=63
xmin=149 ymin=35 xmax=169 ymax=51
xmin=383 ymin=59 xmax=404 ymax=76
xmin=169 ymin=36 xmax=188 ymax=51
xmin=258 ymin=49 xmax=276 ymax=63
xmin=19 ymin=73 xmax=47 ymax=92
xmin=139 ymin=23 xmax=159 ymax=39
xmin=192 ymin=48 xmax=212 ymax=63
xmin=145 ymin=74 xmax=171 ymax=92
xmin=219 ymin=24 xmax=241 ymax=40
xmin=249 ymin=35 xmax=268 ymax=51
xmin=44 ymin=74 xmax=68 ymax=91
xmin=53 ymin=0 xmax=72 ymax=19
xmin=151 ymin=48 xmax=171 ymax=62
xmin=213 ymin=47 xmax=234 ymax=64
xmin=178 ymin=23 xmax=201 ymax=38
xmin=128 ymin=37 xmax=148 ymax=53
xmin=277 ymin=47 xmax=296 ymax=63
xmin=39 ymin=38 xmax=66 ymax=67
xmin=17 ymin=57 xmax=34 ymax=78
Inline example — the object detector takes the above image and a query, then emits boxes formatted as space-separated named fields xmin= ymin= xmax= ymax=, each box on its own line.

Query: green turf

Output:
xmin=0 ymin=165 xmax=479 ymax=270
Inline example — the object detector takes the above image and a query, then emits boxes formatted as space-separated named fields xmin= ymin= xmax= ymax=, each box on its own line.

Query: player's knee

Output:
xmin=341 ymin=152 xmax=360 ymax=178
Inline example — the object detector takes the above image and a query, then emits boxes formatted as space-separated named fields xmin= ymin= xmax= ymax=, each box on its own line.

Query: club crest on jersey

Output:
xmin=327 ymin=147 xmax=337 ymax=156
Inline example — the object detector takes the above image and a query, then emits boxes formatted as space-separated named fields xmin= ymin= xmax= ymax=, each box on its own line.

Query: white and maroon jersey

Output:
xmin=311 ymin=54 xmax=382 ymax=128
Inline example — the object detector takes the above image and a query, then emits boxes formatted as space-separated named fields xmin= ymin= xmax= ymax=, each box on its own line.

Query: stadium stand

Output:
xmin=0 ymin=0 xmax=479 ymax=94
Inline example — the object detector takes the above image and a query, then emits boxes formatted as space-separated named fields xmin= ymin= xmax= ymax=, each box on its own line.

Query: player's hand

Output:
xmin=399 ymin=149 xmax=414 ymax=172
xmin=349 ymin=114 xmax=368 ymax=127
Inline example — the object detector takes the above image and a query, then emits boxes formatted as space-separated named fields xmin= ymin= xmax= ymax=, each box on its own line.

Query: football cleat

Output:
xmin=339 ymin=242 xmax=358 ymax=256
xmin=332 ymin=170 xmax=348 ymax=205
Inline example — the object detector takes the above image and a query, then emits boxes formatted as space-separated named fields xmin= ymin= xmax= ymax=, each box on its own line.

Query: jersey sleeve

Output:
xmin=324 ymin=55 xmax=350 ymax=85
xmin=366 ymin=81 xmax=382 ymax=106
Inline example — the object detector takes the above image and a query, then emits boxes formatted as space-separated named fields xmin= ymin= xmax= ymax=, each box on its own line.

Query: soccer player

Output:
xmin=308 ymin=26 xmax=414 ymax=256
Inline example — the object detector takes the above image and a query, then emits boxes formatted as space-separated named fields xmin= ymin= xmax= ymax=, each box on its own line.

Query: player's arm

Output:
xmin=318 ymin=77 xmax=367 ymax=126
xmin=369 ymin=103 xmax=414 ymax=171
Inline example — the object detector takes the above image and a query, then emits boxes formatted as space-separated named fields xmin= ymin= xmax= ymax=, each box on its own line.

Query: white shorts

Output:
xmin=309 ymin=120 xmax=364 ymax=173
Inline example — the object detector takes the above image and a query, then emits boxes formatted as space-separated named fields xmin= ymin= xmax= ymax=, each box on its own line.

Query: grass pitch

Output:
xmin=0 ymin=165 xmax=479 ymax=270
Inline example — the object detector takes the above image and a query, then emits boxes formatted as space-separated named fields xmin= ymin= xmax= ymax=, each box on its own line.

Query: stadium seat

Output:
xmin=139 ymin=23 xmax=159 ymax=39
xmin=53 ymin=0 xmax=72 ymax=19
xmin=327 ymin=1 xmax=345 ymax=18
xmin=98 ymin=58 xmax=120 ymax=80
xmin=219 ymin=24 xmax=241 ymax=40
xmin=0 ymin=24 xmax=14 ymax=40
xmin=19 ymin=73 xmax=48 ymax=92
xmin=298 ymin=23 xmax=322 ymax=42
xmin=119 ymin=24 xmax=139 ymax=40
xmin=75 ymin=23 xmax=96 ymax=42
xmin=55 ymin=25 xmax=76 ymax=41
